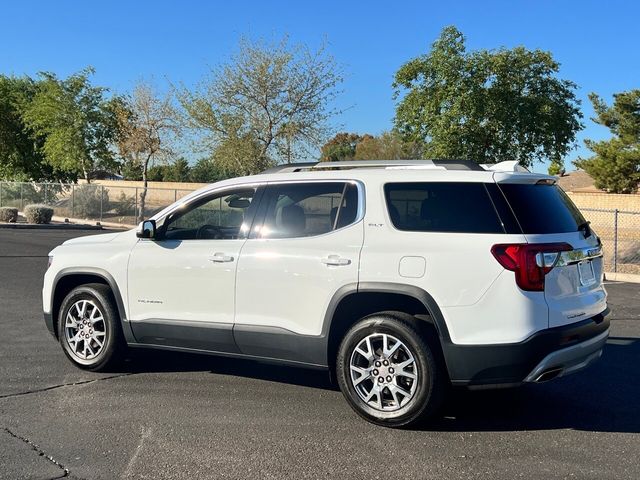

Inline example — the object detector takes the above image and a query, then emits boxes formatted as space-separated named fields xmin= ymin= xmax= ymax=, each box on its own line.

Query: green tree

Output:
xmin=208 ymin=116 xmax=267 ymax=176
xmin=548 ymin=160 xmax=565 ymax=176
xmin=21 ymin=68 xmax=116 ymax=181
xmin=320 ymin=132 xmax=363 ymax=162
xmin=163 ymin=158 xmax=191 ymax=182
xmin=0 ymin=75 xmax=63 ymax=181
xmin=111 ymin=81 xmax=180 ymax=222
xmin=354 ymin=131 xmax=421 ymax=160
xmin=393 ymin=26 xmax=583 ymax=167
xmin=189 ymin=158 xmax=227 ymax=183
xmin=0 ymin=75 xmax=39 ymax=180
xmin=121 ymin=160 xmax=143 ymax=180
xmin=574 ymin=90 xmax=640 ymax=193
xmin=147 ymin=165 xmax=168 ymax=181
xmin=178 ymin=36 xmax=343 ymax=174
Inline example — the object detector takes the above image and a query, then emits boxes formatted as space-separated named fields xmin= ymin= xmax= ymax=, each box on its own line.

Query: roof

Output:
xmin=556 ymin=170 xmax=600 ymax=193
xmin=151 ymin=160 xmax=554 ymax=220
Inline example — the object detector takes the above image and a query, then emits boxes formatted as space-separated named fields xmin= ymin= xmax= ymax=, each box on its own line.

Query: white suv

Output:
xmin=43 ymin=160 xmax=609 ymax=427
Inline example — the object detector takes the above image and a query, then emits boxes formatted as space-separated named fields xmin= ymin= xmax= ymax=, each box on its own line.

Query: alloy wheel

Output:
xmin=63 ymin=299 xmax=107 ymax=361
xmin=349 ymin=333 xmax=418 ymax=411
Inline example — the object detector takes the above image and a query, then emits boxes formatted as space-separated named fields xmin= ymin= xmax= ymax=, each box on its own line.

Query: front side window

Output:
xmin=162 ymin=187 xmax=257 ymax=240
xmin=384 ymin=182 xmax=504 ymax=234
xmin=257 ymin=182 xmax=359 ymax=239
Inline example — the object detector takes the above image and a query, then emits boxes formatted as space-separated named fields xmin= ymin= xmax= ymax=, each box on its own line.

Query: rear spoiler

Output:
xmin=481 ymin=161 xmax=530 ymax=173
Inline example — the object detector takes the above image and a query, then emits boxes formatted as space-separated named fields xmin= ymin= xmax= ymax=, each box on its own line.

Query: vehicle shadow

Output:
xmin=430 ymin=337 xmax=640 ymax=434
xmin=123 ymin=337 xmax=639 ymax=433
xmin=124 ymin=348 xmax=336 ymax=390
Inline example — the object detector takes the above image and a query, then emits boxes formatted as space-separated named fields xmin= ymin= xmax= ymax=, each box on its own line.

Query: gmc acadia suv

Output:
xmin=42 ymin=160 xmax=609 ymax=427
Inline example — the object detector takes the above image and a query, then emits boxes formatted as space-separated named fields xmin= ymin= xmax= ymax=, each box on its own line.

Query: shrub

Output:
xmin=0 ymin=183 xmax=46 ymax=206
xmin=619 ymin=241 xmax=640 ymax=265
xmin=20 ymin=184 xmax=45 ymax=204
xmin=73 ymin=185 xmax=110 ymax=218
xmin=24 ymin=204 xmax=53 ymax=224
xmin=114 ymin=191 xmax=136 ymax=216
xmin=0 ymin=207 xmax=18 ymax=223
xmin=0 ymin=183 xmax=22 ymax=206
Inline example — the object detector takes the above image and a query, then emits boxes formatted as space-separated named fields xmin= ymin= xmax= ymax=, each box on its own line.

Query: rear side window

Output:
xmin=257 ymin=182 xmax=359 ymax=239
xmin=384 ymin=182 xmax=504 ymax=233
xmin=498 ymin=184 xmax=586 ymax=234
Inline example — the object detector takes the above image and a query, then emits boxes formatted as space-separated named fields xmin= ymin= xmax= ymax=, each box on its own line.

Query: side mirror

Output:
xmin=136 ymin=219 xmax=157 ymax=239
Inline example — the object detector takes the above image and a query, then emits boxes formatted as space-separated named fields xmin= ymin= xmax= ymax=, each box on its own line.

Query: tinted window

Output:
xmin=498 ymin=183 xmax=586 ymax=234
xmin=484 ymin=183 xmax=522 ymax=234
xmin=258 ymin=182 xmax=359 ymax=239
xmin=384 ymin=182 xmax=504 ymax=233
xmin=163 ymin=188 xmax=257 ymax=240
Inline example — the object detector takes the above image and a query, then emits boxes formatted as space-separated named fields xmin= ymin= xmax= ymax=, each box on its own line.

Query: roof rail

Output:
xmin=311 ymin=159 xmax=485 ymax=171
xmin=259 ymin=159 xmax=488 ymax=174
xmin=260 ymin=162 xmax=318 ymax=174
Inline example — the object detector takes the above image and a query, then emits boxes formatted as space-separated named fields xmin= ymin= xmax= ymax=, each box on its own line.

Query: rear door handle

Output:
xmin=209 ymin=252 xmax=234 ymax=263
xmin=321 ymin=255 xmax=351 ymax=266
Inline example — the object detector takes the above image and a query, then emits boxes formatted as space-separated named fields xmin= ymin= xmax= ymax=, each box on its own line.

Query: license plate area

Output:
xmin=578 ymin=260 xmax=596 ymax=286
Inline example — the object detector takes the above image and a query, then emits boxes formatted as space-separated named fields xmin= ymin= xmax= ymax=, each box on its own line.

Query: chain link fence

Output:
xmin=0 ymin=182 xmax=194 ymax=227
xmin=1 ymin=182 xmax=639 ymax=274
xmin=581 ymin=208 xmax=640 ymax=274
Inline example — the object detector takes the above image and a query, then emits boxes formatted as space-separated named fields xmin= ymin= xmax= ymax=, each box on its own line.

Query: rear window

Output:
xmin=498 ymin=183 xmax=586 ymax=234
xmin=384 ymin=182 xmax=504 ymax=233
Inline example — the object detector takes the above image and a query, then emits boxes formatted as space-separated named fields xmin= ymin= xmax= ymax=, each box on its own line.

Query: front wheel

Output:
xmin=336 ymin=312 xmax=445 ymax=427
xmin=57 ymin=283 xmax=125 ymax=371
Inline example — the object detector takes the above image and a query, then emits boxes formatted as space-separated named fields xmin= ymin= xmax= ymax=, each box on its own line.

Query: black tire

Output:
xmin=336 ymin=312 xmax=445 ymax=428
xmin=57 ymin=283 xmax=126 ymax=372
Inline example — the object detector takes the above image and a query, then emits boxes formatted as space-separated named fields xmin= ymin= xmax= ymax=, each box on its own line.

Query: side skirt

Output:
xmin=128 ymin=319 xmax=330 ymax=368
xmin=127 ymin=342 xmax=328 ymax=370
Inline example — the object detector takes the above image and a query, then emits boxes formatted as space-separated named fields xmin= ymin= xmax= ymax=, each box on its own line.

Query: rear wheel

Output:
xmin=336 ymin=312 xmax=444 ymax=427
xmin=57 ymin=283 xmax=125 ymax=371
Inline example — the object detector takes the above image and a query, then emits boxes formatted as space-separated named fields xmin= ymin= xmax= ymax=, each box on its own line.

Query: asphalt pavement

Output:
xmin=0 ymin=229 xmax=639 ymax=479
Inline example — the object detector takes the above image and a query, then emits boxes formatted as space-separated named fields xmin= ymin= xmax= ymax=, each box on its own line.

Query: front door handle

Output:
xmin=209 ymin=252 xmax=234 ymax=263
xmin=321 ymin=255 xmax=351 ymax=266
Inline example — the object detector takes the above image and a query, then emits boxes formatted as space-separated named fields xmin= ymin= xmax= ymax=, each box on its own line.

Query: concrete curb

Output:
xmin=49 ymin=215 xmax=131 ymax=230
xmin=604 ymin=272 xmax=640 ymax=284
xmin=0 ymin=211 xmax=118 ymax=230
xmin=0 ymin=222 xmax=103 ymax=230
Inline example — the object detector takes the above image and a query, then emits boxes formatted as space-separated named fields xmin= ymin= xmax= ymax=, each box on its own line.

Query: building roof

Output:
xmin=556 ymin=170 xmax=600 ymax=192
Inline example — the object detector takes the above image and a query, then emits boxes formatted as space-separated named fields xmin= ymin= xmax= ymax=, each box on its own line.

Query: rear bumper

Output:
xmin=523 ymin=328 xmax=608 ymax=382
xmin=444 ymin=308 xmax=610 ymax=387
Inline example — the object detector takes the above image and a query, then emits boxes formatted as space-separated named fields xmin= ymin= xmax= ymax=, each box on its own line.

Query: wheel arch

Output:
xmin=324 ymin=282 xmax=452 ymax=374
xmin=50 ymin=268 xmax=134 ymax=342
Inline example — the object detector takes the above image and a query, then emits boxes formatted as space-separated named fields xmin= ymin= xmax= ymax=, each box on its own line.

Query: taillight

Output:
xmin=491 ymin=243 xmax=572 ymax=291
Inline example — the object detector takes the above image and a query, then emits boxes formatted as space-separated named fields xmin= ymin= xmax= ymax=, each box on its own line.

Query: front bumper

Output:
xmin=444 ymin=308 xmax=610 ymax=387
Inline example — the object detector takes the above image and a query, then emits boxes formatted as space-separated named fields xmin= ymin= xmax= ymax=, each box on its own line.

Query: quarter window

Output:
xmin=257 ymin=182 xmax=359 ymax=239
xmin=498 ymin=183 xmax=587 ymax=234
xmin=384 ymin=182 xmax=504 ymax=234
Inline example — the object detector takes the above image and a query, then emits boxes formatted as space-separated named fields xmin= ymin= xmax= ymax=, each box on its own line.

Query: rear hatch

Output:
xmin=495 ymin=175 xmax=607 ymax=328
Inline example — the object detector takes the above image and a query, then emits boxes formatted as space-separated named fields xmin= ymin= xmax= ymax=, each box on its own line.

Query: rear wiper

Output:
xmin=577 ymin=221 xmax=591 ymax=238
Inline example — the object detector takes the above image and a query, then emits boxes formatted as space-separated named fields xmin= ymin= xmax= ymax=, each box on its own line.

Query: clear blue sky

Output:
xmin=1 ymin=0 xmax=638 ymax=172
